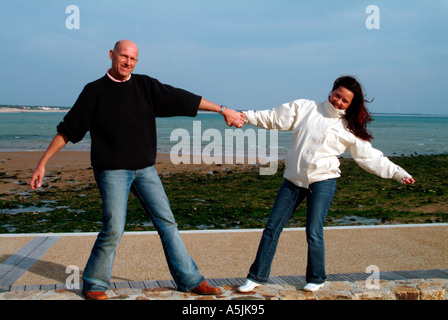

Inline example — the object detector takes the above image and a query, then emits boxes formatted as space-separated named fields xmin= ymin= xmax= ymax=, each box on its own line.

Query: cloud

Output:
xmin=0 ymin=1 xmax=446 ymax=113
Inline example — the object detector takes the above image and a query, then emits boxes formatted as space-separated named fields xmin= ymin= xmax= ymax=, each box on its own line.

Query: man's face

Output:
xmin=109 ymin=41 xmax=139 ymax=81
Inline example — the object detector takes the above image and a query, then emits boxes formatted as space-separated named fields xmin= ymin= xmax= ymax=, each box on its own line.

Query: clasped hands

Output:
xmin=222 ymin=108 xmax=246 ymax=128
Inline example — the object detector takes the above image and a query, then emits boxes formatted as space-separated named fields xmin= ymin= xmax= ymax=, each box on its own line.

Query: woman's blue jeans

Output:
xmin=247 ymin=178 xmax=337 ymax=284
xmin=82 ymin=166 xmax=204 ymax=292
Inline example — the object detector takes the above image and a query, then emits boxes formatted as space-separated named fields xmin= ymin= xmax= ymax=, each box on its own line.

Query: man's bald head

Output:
xmin=113 ymin=40 xmax=139 ymax=56
xmin=109 ymin=40 xmax=139 ymax=81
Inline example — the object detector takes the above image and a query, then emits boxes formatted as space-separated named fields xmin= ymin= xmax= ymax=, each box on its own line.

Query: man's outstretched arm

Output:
xmin=198 ymin=98 xmax=245 ymax=128
xmin=30 ymin=133 xmax=69 ymax=190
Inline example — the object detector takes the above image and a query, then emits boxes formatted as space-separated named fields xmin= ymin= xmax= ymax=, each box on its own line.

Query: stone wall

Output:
xmin=1 ymin=278 xmax=447 ymax=300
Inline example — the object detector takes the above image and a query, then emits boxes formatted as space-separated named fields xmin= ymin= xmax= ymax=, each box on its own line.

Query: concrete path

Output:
xmin=1 ymin=224 xmax=447 ymax=300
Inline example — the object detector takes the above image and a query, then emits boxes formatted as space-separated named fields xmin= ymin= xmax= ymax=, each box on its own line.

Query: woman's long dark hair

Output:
xmin=331 ymin=76 xmax=373 ymax=141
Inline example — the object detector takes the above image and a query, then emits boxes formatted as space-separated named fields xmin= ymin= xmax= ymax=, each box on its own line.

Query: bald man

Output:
xmin=30 ymin=40 xmax=244 ymax=300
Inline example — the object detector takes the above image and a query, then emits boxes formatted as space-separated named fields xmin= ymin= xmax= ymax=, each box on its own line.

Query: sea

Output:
xmin=1 ymin=111 xmax=447 ymax=159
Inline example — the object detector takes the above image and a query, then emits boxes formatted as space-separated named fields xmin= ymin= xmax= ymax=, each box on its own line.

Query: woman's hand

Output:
xmin=402 ymin=177 xmax=415 ymax=185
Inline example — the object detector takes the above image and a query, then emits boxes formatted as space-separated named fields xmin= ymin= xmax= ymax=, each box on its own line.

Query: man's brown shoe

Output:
xmin=191 ymin=280 xmax=222 ymax=295
xmin=82 ymin=290 xmax=108 ymax=300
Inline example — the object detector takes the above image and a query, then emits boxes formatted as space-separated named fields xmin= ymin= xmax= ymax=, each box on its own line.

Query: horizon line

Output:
xmin=1 ymin=105 xmax=447 ymax=117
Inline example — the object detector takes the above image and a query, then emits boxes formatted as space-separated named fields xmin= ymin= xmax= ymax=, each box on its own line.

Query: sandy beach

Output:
xmin=0 ymin=151 xmax=255 ymax=196
xmin=0 ymin=151 xmax=92 ymax=196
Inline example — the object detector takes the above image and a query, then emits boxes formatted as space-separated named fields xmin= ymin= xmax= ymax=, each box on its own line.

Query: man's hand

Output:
xmin=197 ymin=99 xmax=246 ymax=128
xmin=29 ymin=133 xmax=69 ymax=191
xmin=222 ymin=108 xmax=246 ymax=128
xmin=30 ymin=165 xmax=45 ymax=190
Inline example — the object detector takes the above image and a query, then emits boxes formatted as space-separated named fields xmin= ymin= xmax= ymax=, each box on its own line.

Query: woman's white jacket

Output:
xmin=243 ymin=99 xmax=412 ymax=188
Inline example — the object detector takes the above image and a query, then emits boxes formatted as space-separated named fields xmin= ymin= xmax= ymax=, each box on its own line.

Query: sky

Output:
xmin=0 ymin=0 xmax=447 ymax=115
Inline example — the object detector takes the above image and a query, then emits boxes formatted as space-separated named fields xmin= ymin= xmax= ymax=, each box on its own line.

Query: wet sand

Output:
xmin=0 ymin=150 xmax=248 ymax=195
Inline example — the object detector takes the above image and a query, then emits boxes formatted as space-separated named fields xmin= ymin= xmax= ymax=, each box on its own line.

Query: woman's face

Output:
xmin=329 ymin=86 xmax=354 ymax=110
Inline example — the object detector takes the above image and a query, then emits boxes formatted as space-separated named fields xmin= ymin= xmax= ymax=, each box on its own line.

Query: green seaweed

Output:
xmin=0 ymin=154 xmax=446 ymax=233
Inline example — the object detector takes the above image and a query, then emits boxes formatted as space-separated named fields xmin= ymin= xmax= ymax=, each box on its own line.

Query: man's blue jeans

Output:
xmin=247 ymin=178 xmax=337 ymax=284
xmin=82 ymin=166 xmax=204 ymax=292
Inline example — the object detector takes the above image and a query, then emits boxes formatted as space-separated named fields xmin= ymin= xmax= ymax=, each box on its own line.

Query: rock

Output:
xmin=221 ymin=285 xmax=239 ymax=291
xmin=417 ymin=281 xmax=446 ymax=300
xmin=231 ymin=295 xmax=264 ymax=300
xmin=330 ymin=281 xmax=353 ymax=291
xmin=391 ymin=285 xmax=420 ymax=300
xmin=259 ymin=291 xmax=277 ymax=300
xmin=315 ymin=290 xmax=352 ymax=300
xmin=1 ymin=278 xmax=447 ymax=300
xmin=112 ymin=288 xmax=144 ymax=297
xmin=279 ymin=289 xmax=316 ymax=300
xmin=195 ymin=296 xmax=216 ymax=300
xmin=1 ymin=290 xmax=42 ymax=300
xmin=353 ymin=289 xmax=394 ymax=300
xmin=142 ymin=287 xmax=174 ymax=299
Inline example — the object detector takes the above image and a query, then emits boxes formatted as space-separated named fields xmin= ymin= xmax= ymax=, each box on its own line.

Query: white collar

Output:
xmin=322 ymin=100 xmax=346 ymax=119
xmin=107 ymin=69 xmax=131 ymax=82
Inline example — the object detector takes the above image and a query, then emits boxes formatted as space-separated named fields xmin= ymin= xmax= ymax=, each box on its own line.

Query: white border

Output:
xmin=1 ymin=223 xmax=447 ymax=237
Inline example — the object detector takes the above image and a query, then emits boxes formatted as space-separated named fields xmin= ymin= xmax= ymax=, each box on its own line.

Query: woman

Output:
xmin=238 ymin=76 xmax=415 ymax=292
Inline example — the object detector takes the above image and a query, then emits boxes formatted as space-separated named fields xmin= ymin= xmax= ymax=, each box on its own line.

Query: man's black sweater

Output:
xmin=57 ymin=74 xmax=201 ymax=170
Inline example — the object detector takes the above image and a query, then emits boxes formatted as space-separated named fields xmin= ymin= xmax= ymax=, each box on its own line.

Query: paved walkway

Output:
xmin=1 ymin=224 xmax=447 ymax=300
